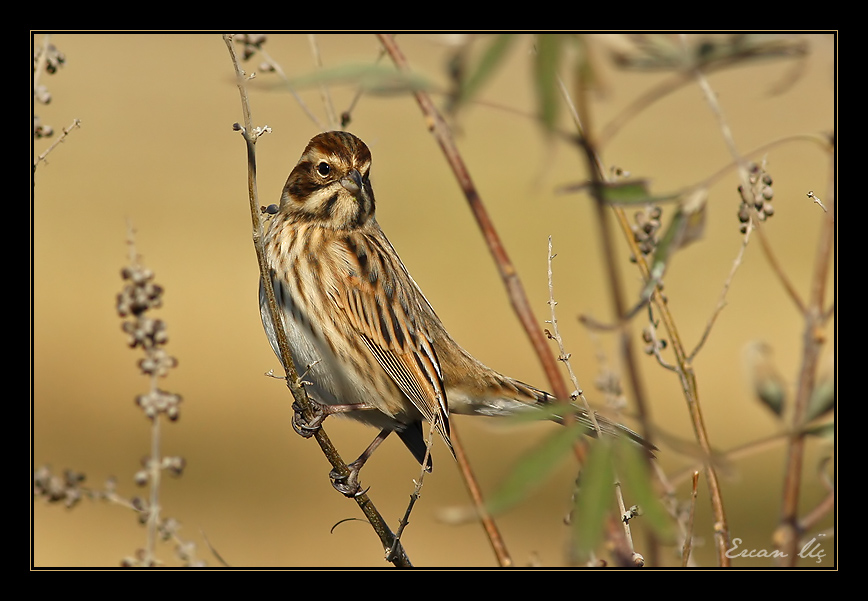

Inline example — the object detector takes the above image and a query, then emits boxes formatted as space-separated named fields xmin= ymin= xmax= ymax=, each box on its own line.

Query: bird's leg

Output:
xmin=329 ymin=428 xmax=392 ymax=497
xmin=288 ymin=399 xmax=389 ymax=496
xmin=290 ymin=400 xmax=377 ymax=438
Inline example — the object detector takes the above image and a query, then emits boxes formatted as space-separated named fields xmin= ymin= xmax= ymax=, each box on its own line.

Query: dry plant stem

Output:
xmin=307 ymin=34 xmax=338 ymax=129
xmin=582 ymin=59 xmax=755 ymax=566
xmin=597 ymin=37 xmax=808 ymax=148
xmin=550 ymin=243 xmax=643 ymax=568
xmin=798 ymin=490 xmax=834 ymax=535
xmin=33 ymin=118 xmax=82 ymax=172
xmin=145 ymin=409 xmax=162 ymax=564
xmin=124 ymin=226 xmax=163 ymax=565
xmin=774 ymin=185 xmax=834 ymax=565
xmin=681 ymin=471 xmax=700 ymax=567
xmin=614 ymin=481 xmax=635 ymax=552
xmin=598 ymin=70 xmax=696 ymax=147
xmin=752 ymin=217 xmax=807 ymax=314
xmin=644 ymin=310 xmax=677 ymax=372
xmin=604 ymin=514 xmax=640 ymax=567
xmin=691 ymin=58 xmax=836 ymax=565
xmin=388 ymin=421 xmax=436 ymax=562
xmin=223 ymin=35 xmax=411 ymax=568
xmin=33 ymin=35 xmax=81 ymax=173
xmin=691 ymin=57 xmax=810 ymax=325
xmin=558 ymin=75 xmax=655 ymax=448
xmin=343 ymin=46 xmax=389 ymax=127
xmin=689 ymin=224 xmax=753 ymax=361
xmin=697 ymin=133 xmax=831 ymax=194
xmin=546 ymin=237 xmax=602 ymax=436
xmin=651 ymin=461 xmax=700 ymax=567
xmin=575 ymin=146 xmax=654 ymax=448
xmin=255 ymin=45 xmax=325 ymax=131
xmin=33 ymin=33 xmax=51 ymax=96
xmin=450 ymin=421 xmax=513 ymax=567
xmin=614 ymin=205 xmax=732 ymax=565
xmin=378 ymin=33 xmax=563 ymax=566
xmin=562 ymin=71 xmax=664 ymax=565
xmin=549 ymin=236 xmax=635 ymax=556
xmin=376 ymin=33 xmax=569 ymax=403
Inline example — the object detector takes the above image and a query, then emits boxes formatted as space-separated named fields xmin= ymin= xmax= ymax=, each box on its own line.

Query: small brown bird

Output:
xmin=261 ymin=131 xmax=646 ymax=495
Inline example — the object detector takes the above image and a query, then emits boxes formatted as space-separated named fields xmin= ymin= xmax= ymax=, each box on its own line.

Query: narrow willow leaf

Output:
xmin=692 ymin=34 xmax=810 ymax=69
xmin=534 ymin=34 xmax=562 ymax=131
xmin=610 ymin=34 xmax=685 ymax=70
xmin=756 ymin=378 xmax=787 ymax=417
xmin=616 ymin=439 xmax=674 ymax=541
xmin=802 ymin=421 xmax=835 ymax=439
xmin=806 ymin=377 xmax=835 ymax=423
xmin=486 ymin=423 xmax=585 ymax=515
xmin=455 ymin=34 xmax=516 ymax=109
xmin=744 ymin=341 xmax=787 ymax=418
xmin=557 ymin=179 xmax=680 ymax=205
xmin=643 ymin=186 xmax=708 ymax=293
xmin=613 ymin=34 xmax=808 ymax=72
xmin=680 ymin=186 xmax=709 ymax=233
xmin=572 ymin=440 xmax=614 ymax=558
xmin=598 ymin=180 xmax=654 ymax=204
xmin=282 ymin=63 xmax=432 ymax=95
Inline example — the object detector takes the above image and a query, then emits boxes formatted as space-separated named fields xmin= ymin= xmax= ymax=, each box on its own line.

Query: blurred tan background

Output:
xmin=32 ymin=33 xmax=835 ymax=568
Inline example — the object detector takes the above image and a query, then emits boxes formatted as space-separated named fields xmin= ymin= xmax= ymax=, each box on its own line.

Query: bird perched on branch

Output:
xmin=261 ymin=131 xmax=649 ymax=496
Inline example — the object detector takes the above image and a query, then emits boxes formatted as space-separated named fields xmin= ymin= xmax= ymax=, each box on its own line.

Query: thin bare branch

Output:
xmin=689 ymin=222 xmax=753 ymax=361
xmin=546 ymin=237 xmax=601 ymax=435
xmin=255 ymin=43 xmax=326 ymax=131
xmin=33 ymin=118 xmax=81 ymax=172
xmin=753 ymin=216 xmax=807 ymax=313
xmin=223 ymin=34 xmax=411 ymax=568
xmin=774 ymin=172 xmax=835 ymax=565
xmin=307 ymin=34 xmax=338 ymax=129
xmin=376 ymin=33 xmax=569 ymax=403
xmin=449 ymin=422 xmax=514 ymax=567
xmin=680 ymin=471 xmax=700 ymax=567
xmin=561 ymin=43 xmax=731 ymax=565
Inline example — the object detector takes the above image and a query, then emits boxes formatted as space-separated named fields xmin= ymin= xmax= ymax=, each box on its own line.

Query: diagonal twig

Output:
xmin=377 ymin=33 xmax=577 ymax=567
xmin=223 ymin=34 xmax=411 ymax=568
xmin=376 ymin=34 xmax=569 ymax=404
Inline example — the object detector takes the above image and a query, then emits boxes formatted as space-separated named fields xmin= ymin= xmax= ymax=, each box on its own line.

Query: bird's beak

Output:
xmin=340 ymin=169 xmax=363 ymax=196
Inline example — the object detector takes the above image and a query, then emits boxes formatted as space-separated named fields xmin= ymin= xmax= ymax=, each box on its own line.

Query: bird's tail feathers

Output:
xmin=505 ymin=379 xmax=655 ymax=453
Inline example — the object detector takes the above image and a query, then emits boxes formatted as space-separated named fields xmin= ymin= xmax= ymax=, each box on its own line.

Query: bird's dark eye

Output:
xmin=316 ymin=161 xmax=331 ymax=177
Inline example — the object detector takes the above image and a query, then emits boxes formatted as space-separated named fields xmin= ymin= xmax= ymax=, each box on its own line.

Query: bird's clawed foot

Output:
xmin=329 ymin=461 xmax=365 ymax=497
xmin=291 ymin=400 xmax=327 ymax=438
xmin=327 ymin=428 xmax=391 ymax=497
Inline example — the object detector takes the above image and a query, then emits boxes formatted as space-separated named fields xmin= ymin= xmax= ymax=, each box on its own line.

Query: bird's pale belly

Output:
xmin=277 ymin=305 xmax=419 ymax=431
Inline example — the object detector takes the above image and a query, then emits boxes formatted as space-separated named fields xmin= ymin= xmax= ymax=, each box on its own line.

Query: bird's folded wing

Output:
xmin=338 ymin=275 xmax=453 ymax=453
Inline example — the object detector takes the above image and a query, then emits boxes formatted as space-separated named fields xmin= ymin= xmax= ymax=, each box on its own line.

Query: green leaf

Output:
xmin=744 ymin=340 xmax=787 ymax=418
xmin=557 ymin=179 xmax=681 ymax=205
xmin=534 ymin=34 xmax=563 ymax=131
xmin=599 ymin=180 xmax=656 ymax=204
xmin=802 ymin=420 xmax=835 ymax=440
xmin=280 ymin=63 xmax=432 ymax=95
xmin=643 ymin=186 xmax=708 ymax=294
xmin=609 ymin=34 xmax=686 ymax=70
xmin=454 ymin=34 xmax=516 ymax=110
xmin=806 ymin=378 xmax=835 ymax=423
xmin=616 ymin=440 xmax=674 ymax=541
xmin=486 ymin=423 xmax=584 ymax=515
xmin=572 ymin=440 xmax=614 ymax=558
xmin=611 ymin=34 xmax=808 ymax=72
